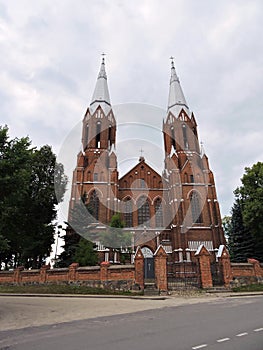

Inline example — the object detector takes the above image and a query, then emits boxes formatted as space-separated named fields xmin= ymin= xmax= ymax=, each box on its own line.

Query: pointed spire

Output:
xmin=90 ymin=54 xmax=111 ymax=115
xmin=200 ymin=141 xmax=206 ymax=157
xmin=167 ymin=57 xmax=189 ymax=116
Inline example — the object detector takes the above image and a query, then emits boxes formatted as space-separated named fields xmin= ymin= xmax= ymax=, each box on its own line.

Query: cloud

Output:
xmin=0 ymin=0 xmax=262 ymax=217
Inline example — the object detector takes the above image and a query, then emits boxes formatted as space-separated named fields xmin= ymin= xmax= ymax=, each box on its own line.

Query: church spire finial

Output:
xmin=167 ymin=57 xmax=189 ymax=116
xmin=90 ymin=54 xmax=111 ymax=114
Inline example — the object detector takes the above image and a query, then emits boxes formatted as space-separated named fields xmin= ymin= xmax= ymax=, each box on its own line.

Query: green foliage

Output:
xmin=57 ymin=199 xmax=98 ymax=267
xmin=228 ymin=162 xmax=263 ymax=262
xmin=0 ymin=284 xmax=137 ymax=295
xmin=234 ymin=162 xmax=263 ymax=261
xmin=228 ymin=199 xmax=254 ymax=262
xmin=99 ymin=213 xmax=132 ymax=249
xmin=0 ymin=126 xmax=67 ymax=269
xmin=74 ymin=238 xmax=98 ymax=266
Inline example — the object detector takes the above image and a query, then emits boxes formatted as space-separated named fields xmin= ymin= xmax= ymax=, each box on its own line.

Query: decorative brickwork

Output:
xmin=195 ymin=245 xmax=213 ymax=288
xmin=134 ymin=247 xmax=144 ymax=290
xmin=154 ymin=245 xmax=168 ymax=292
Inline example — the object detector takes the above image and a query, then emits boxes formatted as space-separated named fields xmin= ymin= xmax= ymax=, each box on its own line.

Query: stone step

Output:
xmin=205 ymin=287 xmax=232 ymax=293
xmin=144 ymin=282 xmax=159 ymax=296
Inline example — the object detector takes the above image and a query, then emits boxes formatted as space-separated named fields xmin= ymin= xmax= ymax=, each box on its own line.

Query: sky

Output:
xmin=1 ymin=0 xmax=263 ymax=222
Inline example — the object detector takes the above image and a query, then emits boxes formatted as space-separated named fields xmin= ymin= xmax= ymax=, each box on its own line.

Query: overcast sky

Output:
xmin=1 ymin=0 xmax=263 ymax=219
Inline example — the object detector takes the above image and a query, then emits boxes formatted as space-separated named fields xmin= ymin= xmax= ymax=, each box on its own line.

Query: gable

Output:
xmin=119 ymin=159 xmax=162 ymax=190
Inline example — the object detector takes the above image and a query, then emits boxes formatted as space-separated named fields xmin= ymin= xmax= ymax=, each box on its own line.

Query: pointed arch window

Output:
xmin=171 ymin=126 xmax=176 ymax=150
xmin=155 ymin=198 xmax=163 ymax=228
xmin=182 ymin=124 xmax=189 ymax=150
xmin=96 ymin=122 xmax=101 ymax=148
xmin=137 ymin=196 xmax=150 ymax=227
xmin=86 ymin=125 xmax=89 ymax=145
xmin=89 ymin=190 xmax=99 ymax=220
xmin=108 ymin=124 xmax=112 ymax=147
xmin=124 ymin=198 xmax=133 ymax=228
xmin=190 ymin=192 xmax=203 ymax=224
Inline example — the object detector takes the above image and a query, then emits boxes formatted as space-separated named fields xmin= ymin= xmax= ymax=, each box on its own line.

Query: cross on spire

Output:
xmin=101 ymin=52 xmax=106 ymax=63
xmin=139 ymin=148 xmax=144 ymax=157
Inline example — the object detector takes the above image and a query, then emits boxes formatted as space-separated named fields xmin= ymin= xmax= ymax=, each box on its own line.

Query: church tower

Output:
xmin=69 ymin=57 xmax=118 ymax=224
xmin=163 ymin=59 xmax=226 ymax=261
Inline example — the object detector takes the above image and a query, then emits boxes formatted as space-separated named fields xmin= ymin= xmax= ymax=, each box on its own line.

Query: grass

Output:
xmin=0 ymin=284 xmax=142 ymax=296
xmin=232 ymin=284 xmax=263 ymax=293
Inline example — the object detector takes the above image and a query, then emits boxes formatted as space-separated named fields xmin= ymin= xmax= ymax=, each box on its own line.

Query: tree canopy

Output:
xmin=0 ymin=125 xmax=67 ymax=269
xmin=227 ymin=162 xmax=263 ymax=262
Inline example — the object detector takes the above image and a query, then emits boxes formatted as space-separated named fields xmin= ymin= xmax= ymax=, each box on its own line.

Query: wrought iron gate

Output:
xmin=211 ymin=262 xmax=223 ymax=286
xmin=167 ymin=261 xmax=200 ymax=290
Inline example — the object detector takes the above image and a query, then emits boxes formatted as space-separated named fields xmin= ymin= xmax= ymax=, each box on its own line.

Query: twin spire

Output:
xmin=90 ymin=55 xmax=111 ymax=115
xmin=90 ymin=56 xmax=189 ymax=117
xmin=167 ymin=57 xmax=189 ymax=116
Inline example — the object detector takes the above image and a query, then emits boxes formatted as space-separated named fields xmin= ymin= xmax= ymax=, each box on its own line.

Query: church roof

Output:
xmin=167 ymin=58 xmax=190 ymax=117
xmin=90 ymin=56 xmax=111 ymax=115
xmin=119 ymin=157 xmax=162 ymax=182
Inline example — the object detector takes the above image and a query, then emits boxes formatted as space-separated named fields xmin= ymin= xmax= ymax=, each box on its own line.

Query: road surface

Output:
xmin=0 ymin=295 xmax=262 ymax=349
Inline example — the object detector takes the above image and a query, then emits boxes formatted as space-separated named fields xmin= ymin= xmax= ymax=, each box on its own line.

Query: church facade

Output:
xmin=68 ymin=57 xmax=226 ymax=266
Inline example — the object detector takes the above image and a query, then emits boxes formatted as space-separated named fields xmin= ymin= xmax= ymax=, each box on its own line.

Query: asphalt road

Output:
xmin=0 ymin=295 xmax=262 ymax=350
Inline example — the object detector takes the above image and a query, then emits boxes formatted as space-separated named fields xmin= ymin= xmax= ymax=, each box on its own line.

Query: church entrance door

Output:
xmin=141 ymin=247 xmax=155 ymax=280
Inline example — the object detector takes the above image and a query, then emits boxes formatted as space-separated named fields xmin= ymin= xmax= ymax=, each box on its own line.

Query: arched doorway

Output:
xmin=141 ymin=247 xmax=155 ymax=280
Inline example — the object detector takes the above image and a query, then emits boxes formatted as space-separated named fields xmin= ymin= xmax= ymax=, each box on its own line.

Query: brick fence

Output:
xmin=0 ymin=263 xmax=137 ymax=291
xmin=0 ymin=245 xmax=262 ymax=292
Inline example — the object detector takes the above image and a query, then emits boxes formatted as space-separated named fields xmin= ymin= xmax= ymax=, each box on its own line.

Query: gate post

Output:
xmin=195 ymin=245 xmax=213 ymax=289
xmin=217 ymin=245 xmax=232 ymax=287
xmin=154 ymin=245 xmax=168 ymax=293
xmin=134 ymin=247 xmax=144 ymax=290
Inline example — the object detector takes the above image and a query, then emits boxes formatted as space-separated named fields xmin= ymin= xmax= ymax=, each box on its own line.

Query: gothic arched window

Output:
xmin=155 ymin=198 xmax=163 ymax=227
xmin=190 ymin=192 xmax=203 ymax=224
xmin=96 ymin=122 xmax=101 ymax=148
xmin=108 ymin=124 xmax=112 ymax=146
xmin=124 ymin=198 xmax=133 ymax=228
xmin=137 ymin=196 xmax=150 ymax=227
xmin=171 ymin=126 xmax=176 ymax=150
xmin=89 ymin=190 xmax=99 ymax=220
xmin=182 ymin=124 xmax=189 ymax=149
xmin=86 ymin=125 xmax=89 ymax=145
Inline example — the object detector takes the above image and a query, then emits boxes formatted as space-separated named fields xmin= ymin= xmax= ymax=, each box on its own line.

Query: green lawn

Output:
xmin=0 ymin=284 xmax=141 ymax=295
xmin=232 ymin=284 xmax=263 ymax=292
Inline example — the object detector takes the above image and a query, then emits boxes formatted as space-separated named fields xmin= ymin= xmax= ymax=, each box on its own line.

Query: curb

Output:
xmin=0 ymin=293 xmax=168 ymax=300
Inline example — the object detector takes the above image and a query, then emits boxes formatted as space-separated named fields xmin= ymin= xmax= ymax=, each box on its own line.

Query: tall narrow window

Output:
xmin=124 ymin=198 xmax=133 ymax=227
xmin=190 ymin=192 xmax=203 ymax=224
xmin=89 ymin=190 xmax=99 ymax=220
xmin=96 ymin=122 xmax=101 ymax=148
xmin=155 ymin=198 xmax=163 ymax=227
xmin=171 ymin=126 xmax=176 ymax=150
xmin=182 ymin=124 xmax=189 ymax=149
xmin=108 ymin=124 xmax=112 ymax=147
xmin=86 ymin=125 xmax=89 ymax=145
xmin=137 ymin=196 xmax=150 ymax=227
xmin=141 ymin=179 xmax=146 ymax=188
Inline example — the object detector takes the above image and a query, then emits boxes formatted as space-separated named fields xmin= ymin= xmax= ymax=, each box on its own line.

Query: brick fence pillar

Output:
xmin=100 ymin=261 xmax=110 ymax=282
xmin=134 ymin=247 xmax=144 ymax=290
xmin=248 ymin=258 xmax=263 ymax=281
xmin=195 ymin=245 xmax=213 ymax=289
xmin=69 ymin=262 xmax=79 ymax=282
xmin=154 ymin=245 xmax=168 ymax=293
xmin=217 ymin=245 xmax=232 ymax=287
xmin=14 ymin=266 xmax=24 ymax=284
xmin=40 ymin=264 xmax=50 ymax=283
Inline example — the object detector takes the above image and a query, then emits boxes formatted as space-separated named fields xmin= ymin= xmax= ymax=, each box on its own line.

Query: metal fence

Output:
xmin=167 ymin=261 xmax=200 ymax=290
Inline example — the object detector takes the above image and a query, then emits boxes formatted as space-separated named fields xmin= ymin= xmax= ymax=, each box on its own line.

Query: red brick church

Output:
xmin=68 ymin=57 xmax=226 ymax=269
